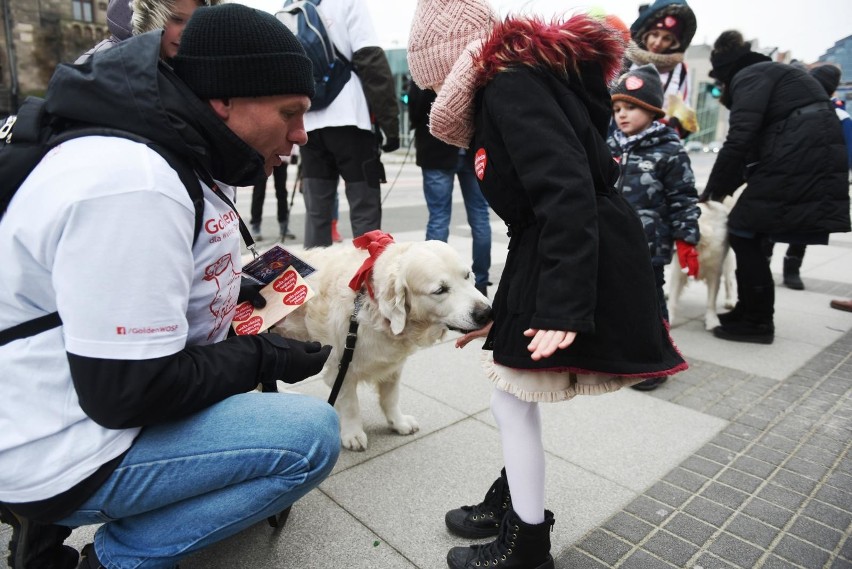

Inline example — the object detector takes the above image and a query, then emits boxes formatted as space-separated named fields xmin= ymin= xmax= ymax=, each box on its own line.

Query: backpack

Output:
xmin=276 ymin=0 xmax=353 ymax=111
xmin=0 ymin=96 xmax=206 ymax=346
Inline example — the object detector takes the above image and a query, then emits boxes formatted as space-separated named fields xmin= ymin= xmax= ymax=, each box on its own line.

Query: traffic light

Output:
xmin=706 ymin=82 xmax=722 ymax=99
xmin=400 ymin=74 xmax=410 ymax=105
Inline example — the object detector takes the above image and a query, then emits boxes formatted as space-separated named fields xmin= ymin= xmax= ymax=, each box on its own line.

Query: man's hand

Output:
xmin=676 ymin=240 xmax=700 ymax=278
xmin=281 ymin=339 xmax=333 ymax=384
xmin=238 ymin=280 xmax=266 ymax=308
xmin=382 ymin=136 xmax=400 ymax=152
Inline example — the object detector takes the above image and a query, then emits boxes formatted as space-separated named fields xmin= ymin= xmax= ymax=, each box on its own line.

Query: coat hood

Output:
xmin=45 ymin=32 xmax=266 ymax=187
xmin=630 ymin=0 xmax=696 ymax=54
xmin=131 ymin=0 xmax=221 ymax=35
xmin=474 ymin=15 xmax=625 ymax=88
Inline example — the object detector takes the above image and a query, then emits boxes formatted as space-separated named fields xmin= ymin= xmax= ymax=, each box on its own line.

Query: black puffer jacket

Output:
xmin=703 ymin=61 xmax=850 ymax=236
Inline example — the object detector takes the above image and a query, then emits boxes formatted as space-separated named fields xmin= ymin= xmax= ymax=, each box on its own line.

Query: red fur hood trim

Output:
xmin=474 ymin=15 xmax=626 ymax=87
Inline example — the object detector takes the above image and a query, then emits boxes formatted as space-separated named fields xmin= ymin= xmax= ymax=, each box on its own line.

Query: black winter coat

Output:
xmin=703 ymin=61 xmax=850 ymax=236
xmin=473 ymin=65 xmax=685 ymax=376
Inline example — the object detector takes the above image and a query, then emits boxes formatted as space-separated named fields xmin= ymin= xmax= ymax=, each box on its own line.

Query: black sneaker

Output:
xmin=445 ymin=469 xmax=511 ymax=539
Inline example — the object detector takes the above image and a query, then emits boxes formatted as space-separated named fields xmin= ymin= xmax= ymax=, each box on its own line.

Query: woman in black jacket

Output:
xmin=407 ymin=1 xmax=686 ymax=567
xmin=702 ymin=31 xmax=850 ymax=344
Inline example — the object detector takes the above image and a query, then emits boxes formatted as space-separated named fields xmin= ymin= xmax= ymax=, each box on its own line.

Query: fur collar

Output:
xmin=474 ymin=15 xmax=625 ymax=88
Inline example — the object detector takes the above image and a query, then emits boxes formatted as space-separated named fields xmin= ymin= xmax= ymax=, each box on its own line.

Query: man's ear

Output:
xmin=208 ymin=98 xmax=232 ymax=121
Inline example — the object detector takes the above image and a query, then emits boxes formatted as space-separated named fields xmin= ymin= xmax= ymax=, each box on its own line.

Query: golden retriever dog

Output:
xmin=667 ymin=200 xmax=736 ymax=330
xmin=273 ymin=240 xmax=492 ymax=451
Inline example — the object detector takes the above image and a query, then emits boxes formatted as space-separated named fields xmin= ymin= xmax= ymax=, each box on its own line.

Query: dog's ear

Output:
xmin=377 ymin=263 xmax=408 ymax=335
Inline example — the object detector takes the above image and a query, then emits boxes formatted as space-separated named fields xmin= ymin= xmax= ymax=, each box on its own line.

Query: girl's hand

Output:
xmin=455 ymin=321 xmax=493 ymax=349
xmin=523 ymin=328 xmax=576 ymax=360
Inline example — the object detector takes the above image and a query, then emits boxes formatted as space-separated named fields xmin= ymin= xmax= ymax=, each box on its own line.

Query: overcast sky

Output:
xmin=239 ymin=0 xmax=850 ymax=64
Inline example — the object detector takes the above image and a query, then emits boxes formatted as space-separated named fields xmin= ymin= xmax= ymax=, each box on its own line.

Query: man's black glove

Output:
xmin=382 ymin=136 xmax=400 ymax=153
xmin=238 ymin=279 xmax=266 ymax=308
xmin=278 ymin=338 xmax=333 ymax=384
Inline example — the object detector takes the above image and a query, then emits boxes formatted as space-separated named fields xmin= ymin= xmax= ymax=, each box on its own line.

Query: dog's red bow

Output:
xmin=348 ymin=230 xmax=395 ymax=298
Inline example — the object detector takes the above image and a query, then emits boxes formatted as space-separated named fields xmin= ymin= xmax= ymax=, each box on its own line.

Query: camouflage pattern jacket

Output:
xmin=608 ymin=123 xmax=700 ymax=266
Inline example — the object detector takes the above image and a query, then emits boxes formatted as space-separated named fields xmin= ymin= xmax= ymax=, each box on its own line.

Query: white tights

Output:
xmin=490 ymin=387 xmax=545 ymax=525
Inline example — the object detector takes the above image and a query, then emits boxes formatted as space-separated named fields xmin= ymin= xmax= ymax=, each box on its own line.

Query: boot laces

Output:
xmin=469 ymin=518 xmax=517 ymax=567
xmin=462 ymin=477 xmax=510 ymax=521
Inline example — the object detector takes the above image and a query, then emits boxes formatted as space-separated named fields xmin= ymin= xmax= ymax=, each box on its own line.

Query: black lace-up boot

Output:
xmin=447 ymin=508 xmax=555 ymax=569
xmin=445 ymin=468 xmax=512 ymax=539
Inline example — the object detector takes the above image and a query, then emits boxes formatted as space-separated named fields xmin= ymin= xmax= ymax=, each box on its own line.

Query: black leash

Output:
xmin=380 ymin=137 xmax=415 ymax=205
xmin=327 ymin=292 xmax=363 ymax=406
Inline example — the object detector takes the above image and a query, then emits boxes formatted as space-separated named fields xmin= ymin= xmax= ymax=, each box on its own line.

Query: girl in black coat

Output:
xmin=408 ymin=1 xmax=686 ymax=567
xmin=704 ymin=31 xmax=850 ymax=345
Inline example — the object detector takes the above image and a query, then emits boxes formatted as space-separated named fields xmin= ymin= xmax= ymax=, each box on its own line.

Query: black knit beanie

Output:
xmin=611 ymin=64 xmax=666 ymax=119
xmin=810 ymin=64 xmax=841 ymax=96
xmin=172 ymin=4 xmax=315 ymax=100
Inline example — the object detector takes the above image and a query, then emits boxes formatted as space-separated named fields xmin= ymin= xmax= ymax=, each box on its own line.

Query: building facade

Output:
xmin=1 ymin=0 xmax=109 ymax=116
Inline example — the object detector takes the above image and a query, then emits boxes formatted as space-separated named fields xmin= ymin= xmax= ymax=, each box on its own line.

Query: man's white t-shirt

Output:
xmin=303 ymin=0 xmax=380 ymax=133
xmin=0 ymin=137 xmax=243 ymax=502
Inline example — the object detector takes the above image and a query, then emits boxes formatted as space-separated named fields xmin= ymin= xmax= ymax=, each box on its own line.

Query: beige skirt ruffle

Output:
xmin=481 ymin=352 xmax=646 ymax=403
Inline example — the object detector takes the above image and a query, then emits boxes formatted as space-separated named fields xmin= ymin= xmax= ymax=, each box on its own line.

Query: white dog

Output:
xmin=273 ymin=240 xmax=491 ymax=451
xmin=667 ymin=200 xmax=736 ymax=330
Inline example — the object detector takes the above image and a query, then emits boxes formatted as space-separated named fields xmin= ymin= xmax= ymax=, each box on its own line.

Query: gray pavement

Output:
xmin=3 ymin=152 xmax=851 ymax=568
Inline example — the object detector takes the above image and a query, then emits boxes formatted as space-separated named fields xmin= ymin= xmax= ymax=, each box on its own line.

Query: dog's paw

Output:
xmin=341 ymin=430 xmax=369 ymax=452
xmin=705 ymin=314 xmax=720 ymax=331
xmin=723 ymin=300 xmax=735 ymax=310
xmin=389 ymin=415 xmax=420 ymax=436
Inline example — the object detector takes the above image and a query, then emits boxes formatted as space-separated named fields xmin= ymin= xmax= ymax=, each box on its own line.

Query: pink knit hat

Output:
xmin=407 ymin=0 xmax=498 ymax=90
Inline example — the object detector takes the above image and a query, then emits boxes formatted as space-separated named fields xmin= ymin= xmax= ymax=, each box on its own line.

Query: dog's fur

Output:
xmin=667 ymin=200 xmax=736 ymax=330
xmin=273 ymin=240 xmax=491 ymax=451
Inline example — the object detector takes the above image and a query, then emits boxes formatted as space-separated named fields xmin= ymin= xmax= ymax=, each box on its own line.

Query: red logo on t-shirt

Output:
xmin=475 ymin=148 xmax=487 ymax=180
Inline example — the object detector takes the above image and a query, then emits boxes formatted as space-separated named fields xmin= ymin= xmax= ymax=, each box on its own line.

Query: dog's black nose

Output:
xmin=472 ymin=304 xmax=493 ymax=327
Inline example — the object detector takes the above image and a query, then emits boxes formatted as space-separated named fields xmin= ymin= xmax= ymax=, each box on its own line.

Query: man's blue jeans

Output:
xmin=422 ymin=152 xmax=492 ymax=287
xmin=57 ymin=392 xmax=340 ymax=568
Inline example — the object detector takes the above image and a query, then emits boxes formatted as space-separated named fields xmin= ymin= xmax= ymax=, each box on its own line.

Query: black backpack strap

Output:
xmin=146 ymin=143 xmax=205 ymax=246
xmin=0 ymin=312 xmax=61 ymax=347
xmin=0 ymin=132 xmax=205 ymax=345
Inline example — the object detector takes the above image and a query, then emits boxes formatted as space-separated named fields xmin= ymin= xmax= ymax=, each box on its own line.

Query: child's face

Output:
xmin=160 ymin=0 xmax=203 ymax=59
xmin=644 ymin=29 xmax=677 ymax=54
xmin=613 ymin=101 xmax=654 ymax=136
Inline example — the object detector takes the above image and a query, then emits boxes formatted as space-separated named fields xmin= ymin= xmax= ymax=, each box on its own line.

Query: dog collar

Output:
xmin=348 ymin=230 xmax=395 ymax=299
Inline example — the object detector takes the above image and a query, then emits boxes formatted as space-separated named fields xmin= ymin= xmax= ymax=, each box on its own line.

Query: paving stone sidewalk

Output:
xmin=563 ymin=329 xmax=852 ymax=569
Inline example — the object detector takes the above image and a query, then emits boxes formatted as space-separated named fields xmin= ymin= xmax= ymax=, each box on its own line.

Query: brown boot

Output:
xmin=830 ymin=299 xmax=852 ymax=312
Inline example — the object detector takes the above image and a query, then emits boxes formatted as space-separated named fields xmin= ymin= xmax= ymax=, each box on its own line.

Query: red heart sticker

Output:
xmin=625 ymin=76 xmax=644 ymax=90
xmin=282 ymin=284 xmax=308 ymax=305
xmin=235 ymin=315 xmax=264 ymax=335
xmin=475 ymin=148 xmax=487 ymax=181
xmin=273 ymin=270 xmax=298 ymax=293
xmin=232 ymin=301 xmax=255 ymax=322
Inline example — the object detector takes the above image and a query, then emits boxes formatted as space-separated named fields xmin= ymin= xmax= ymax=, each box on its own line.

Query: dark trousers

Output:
xmin=250 ymin=165 xmax=289 ymax=226
xmin=730 ymin=233 xmax=775 ymax=321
